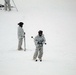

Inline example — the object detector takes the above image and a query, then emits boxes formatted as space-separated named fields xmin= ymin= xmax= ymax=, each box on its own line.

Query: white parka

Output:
xmin=18 ymin=26 xmax=25 ymax=39
xmin=34 ymin=35 xmax=46 ymax=47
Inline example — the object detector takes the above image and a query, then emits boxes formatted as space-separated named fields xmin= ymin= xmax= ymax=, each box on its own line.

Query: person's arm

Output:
xmin=34 ymin=36 xmax=39 ymax=46
xmin=42 ymin=36 xmax=46 ymax=45
xmin=21 ymin=28 xmax=25 ymax=38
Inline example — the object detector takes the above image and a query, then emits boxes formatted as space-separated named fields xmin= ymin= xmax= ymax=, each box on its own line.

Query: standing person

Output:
xmin=4 ymin=0 xmax=11 ymax=11
xmin=17 ymin=22 xmax=25 ymax=50
xmin=33 ymin=30 xmax=46 ymax=61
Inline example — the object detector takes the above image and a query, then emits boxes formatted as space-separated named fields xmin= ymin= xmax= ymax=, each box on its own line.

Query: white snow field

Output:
xmin=0 ymin=0 xmax=76 ymax=75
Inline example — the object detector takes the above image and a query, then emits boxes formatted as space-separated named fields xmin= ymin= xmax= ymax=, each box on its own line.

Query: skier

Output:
xmin=33 ymin=30 xmax=46 ymax=61
xmin=17 ymin=22 xmax=25 ymax=50
xmin=4 ymin=0 xmax=11 ymax=11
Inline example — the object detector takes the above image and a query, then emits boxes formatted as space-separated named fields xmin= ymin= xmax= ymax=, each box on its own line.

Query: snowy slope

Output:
xmin=0 ymin=0 xmax=76 ymax=75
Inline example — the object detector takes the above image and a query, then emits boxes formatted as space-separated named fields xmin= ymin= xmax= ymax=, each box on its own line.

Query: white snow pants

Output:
xmin=33 ymin=47 xmax=43 ymax=60
xmin=4 ymin=0 xmax=11 ymax=10
xmin=18 ymin=38 xmax=23 ymax=50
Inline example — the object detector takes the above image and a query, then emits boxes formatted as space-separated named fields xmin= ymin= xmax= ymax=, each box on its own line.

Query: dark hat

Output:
xmin=38 ymin=30 xmax=43 ymax=33
xmin=18 ymin=22 xmax=24 ymax=26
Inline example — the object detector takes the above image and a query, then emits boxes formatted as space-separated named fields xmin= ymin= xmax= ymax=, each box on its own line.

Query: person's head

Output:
xmin=18 ymin=22 xmax=24 ymax=27
xmin=38 ymin=30 xmax=43 ymax=37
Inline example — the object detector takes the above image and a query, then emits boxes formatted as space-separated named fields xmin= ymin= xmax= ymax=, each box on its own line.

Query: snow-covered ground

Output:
xmin=0 ymin=0 xmax=76 ymax=75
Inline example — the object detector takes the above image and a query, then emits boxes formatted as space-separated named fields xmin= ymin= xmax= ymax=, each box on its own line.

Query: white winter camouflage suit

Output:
xmin=4 ymin=0 xmax=11 ymax=11
xmin=18 ymin=26 xmax=25 ymax=50
xmin=33 ymin=35 xmax=46 ymax=60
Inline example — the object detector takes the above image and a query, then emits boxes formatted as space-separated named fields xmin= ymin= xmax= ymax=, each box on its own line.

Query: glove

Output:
xmin=37 ymin=42 xmax=40 ymax=44
xmin=24 ymin=32 xmax=25 ymax=35
xmin=45 ymin=43 xmax=47 ymax=45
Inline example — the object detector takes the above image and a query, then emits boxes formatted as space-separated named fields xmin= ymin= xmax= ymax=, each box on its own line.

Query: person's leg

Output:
xmin=8 ymin=0 xmax=11 ymax=11
xmin=33 ymin=47 xmax=39 ymax=60
xmin=38 ymin=47 xmax=43 ymax=61
xmin=18 ymin=38 xmax=23 ymax=50
xmin=4 ymin=2 xmax=7 ymax=10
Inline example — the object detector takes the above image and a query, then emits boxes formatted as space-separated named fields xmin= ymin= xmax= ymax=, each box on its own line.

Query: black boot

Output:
xmin=40 ymin=59 xmax=42 ymax=62
xmin=35 ymin=59 xmax=38 ymax=62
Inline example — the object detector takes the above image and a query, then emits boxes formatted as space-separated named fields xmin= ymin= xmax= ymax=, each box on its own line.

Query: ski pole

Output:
xmin=24 ymin=36 xmax=26 ymax=51
xmin=12 ymin=0 xmax=18 ymax=11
